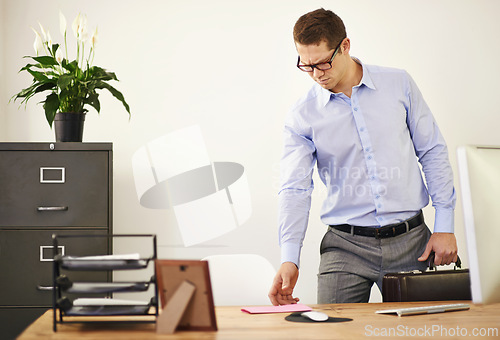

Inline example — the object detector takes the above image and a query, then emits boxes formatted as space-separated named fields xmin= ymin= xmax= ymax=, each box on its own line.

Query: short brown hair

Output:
xmin=293 ymin=8 xmax=346 ymax=50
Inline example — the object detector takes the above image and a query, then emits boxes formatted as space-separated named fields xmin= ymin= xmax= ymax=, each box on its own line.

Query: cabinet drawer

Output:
xmin=0 ymin=229 xmax=109 ymax=307
xmin=0 ymin=307 xmax=47 ymax=340
xmin=0 ymin=151 xmax=109 ymax=227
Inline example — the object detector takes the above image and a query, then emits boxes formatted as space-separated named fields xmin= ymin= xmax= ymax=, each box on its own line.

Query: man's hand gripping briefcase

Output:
xmin=382 ymin=253 xmax=472 ymax=302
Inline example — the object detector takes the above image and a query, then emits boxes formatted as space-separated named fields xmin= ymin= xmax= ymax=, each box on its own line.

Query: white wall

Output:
xmin=2 ymin=0 xmax=499 ymax=305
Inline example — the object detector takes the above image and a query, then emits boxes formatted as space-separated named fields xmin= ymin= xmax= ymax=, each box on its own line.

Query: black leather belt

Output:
xmin=329 ymin=211 xmax=424 ymax=239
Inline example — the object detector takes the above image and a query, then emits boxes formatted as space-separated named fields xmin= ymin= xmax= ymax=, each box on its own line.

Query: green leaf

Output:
xmin=43 ymin=93 xmax=59 ymax=127
xmin=44 ymin=70 xmax=60 ymax=77
xmin=95 ymin=81 xmax=130 ymax=114
xmin=26 ymin=68 xmax=49 ymax=82
xmin=58 ymin=74 xmax=74 ymax=90
xmin=35 ymin=82 xmax=57 ymax=93
xmin=51 ymin=44 xmax=60 ymax=56
xmin=12 ymin=83 xmax=39 ymax=99
xmin=19 ymin=91 xmax=38 ymax=105
xmin=88 ymin=66 xmax=118 ymax=81
xmin=85 ymin=92 xmax=100 ymax=113
xmin=19 ymin=63 xmax=44 ymax=72
xmin=62 ymin=60 xmax=78 ymax=73
xmin=31 ymin=56 xmax=58 ymax=66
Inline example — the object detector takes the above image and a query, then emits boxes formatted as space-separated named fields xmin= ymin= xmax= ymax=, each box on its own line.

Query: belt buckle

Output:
xmin=392 ymin=221 xmax=409 ymax=237
xmin=375 ymin=228 xmax=380 ymax=239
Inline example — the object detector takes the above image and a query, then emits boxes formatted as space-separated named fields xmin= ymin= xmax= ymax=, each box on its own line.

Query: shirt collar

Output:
xmin=355 ymin=57 xmax=376 ymax=91
xmin=318 ymin=57 xmax=377 ymax=107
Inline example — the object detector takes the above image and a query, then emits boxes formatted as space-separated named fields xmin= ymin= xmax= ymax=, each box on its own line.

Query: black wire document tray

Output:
xmin=52 ymin=234 xmax=158 ymax=332
xmin=56 ymin=254 xmax=151 ymax=270
xmin=58 ymin=297 xmax=154 ymax=316
xmin=57 ymin=277 xmax=152 ymax=294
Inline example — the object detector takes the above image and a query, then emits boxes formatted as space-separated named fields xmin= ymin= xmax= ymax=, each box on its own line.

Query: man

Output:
xmin=268 ymin=8 xmax=457 ymax=305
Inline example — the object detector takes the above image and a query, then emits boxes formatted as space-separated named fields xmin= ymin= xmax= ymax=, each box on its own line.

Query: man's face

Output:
xmin=296 ymin=40 xmax=346 ymax=92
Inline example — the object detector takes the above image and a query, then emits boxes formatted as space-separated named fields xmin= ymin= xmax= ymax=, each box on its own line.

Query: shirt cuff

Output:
xmin=280 ymin=242 xmax=302 ymax=268
xmin=433 ymin=208 xmax=455 ymax=233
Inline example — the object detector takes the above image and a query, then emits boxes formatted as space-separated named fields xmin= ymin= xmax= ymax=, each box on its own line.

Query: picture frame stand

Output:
xmin=156 ymin=280 xmax=196 ymax=334
xmin=155 ymin=260 xmax=218 ymax=334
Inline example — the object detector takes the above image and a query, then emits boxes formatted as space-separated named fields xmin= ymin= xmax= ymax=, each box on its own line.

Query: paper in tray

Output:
xmin=64 ymin=305 xmax=151 ymax=316
xmin=66 ymin=282 xmax=150 ymax=294
xmin=59 ymin=254 xmax=150 ymax=270
xmin=68 ymin=254 xmax=141 ymax=260
xmin=73 ymin=298 xmax=150 ymax=306
xmin=61 ymin=298 xmax=152 ymax=316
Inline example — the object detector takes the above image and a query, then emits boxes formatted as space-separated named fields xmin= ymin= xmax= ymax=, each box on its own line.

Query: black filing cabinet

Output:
xmin=0 ymin=143 xmax=112 ymax=339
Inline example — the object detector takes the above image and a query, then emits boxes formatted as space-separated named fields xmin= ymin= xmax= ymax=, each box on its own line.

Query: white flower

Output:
xmin=46 ymin=30 xmax=53 ymax=48
xmin=38 ymin=22 xmax=47 ymax=42
xmin=55 ymin=47 xmax=64 ymax=63
xmin=72 ymin=13 xmax=80 ymax=38
xmin=59 ymin=11 xmax=67 ymax=37
xmin=91 ymin=27 xmax=98 ymax=48
xmin=32 ymin=28 xmax=44 ymax=55
xmin=79 ymin=14 xmax=89 ymax=42
xmin=72 ymin=13 xmax=88 ymax=41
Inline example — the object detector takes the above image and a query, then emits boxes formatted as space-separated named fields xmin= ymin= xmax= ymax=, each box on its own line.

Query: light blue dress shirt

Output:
xmin=278 ymin=59 xmax=456 ymax=267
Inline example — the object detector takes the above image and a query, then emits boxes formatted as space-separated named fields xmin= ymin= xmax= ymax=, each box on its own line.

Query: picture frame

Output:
xmin=155 ymin=259 xmax=217 ymax=333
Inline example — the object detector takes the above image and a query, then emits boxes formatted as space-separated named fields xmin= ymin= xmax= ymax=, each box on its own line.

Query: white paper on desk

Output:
xmin=73 ymin=298 xmax=149 ymax=306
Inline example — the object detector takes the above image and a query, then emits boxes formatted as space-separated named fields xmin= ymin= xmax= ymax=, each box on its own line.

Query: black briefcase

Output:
xmin=382 ymin=254 xmax=472 ymax=302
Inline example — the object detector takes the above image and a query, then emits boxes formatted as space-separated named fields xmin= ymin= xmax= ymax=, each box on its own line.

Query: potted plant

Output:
xmin=11 ymin=12 xmax=130 ymax=142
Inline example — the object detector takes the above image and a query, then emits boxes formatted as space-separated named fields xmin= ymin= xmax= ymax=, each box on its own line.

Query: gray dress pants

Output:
xmin=317 ymin=221 xmax=431 ymax=303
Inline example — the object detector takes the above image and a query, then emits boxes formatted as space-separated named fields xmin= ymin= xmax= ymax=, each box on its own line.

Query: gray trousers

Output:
xmin=317 ymin=221 xmax=431 ymax=303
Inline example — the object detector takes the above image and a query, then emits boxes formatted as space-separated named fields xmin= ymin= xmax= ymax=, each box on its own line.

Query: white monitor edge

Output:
xmin=456 ymin=146 xmax=482 ymax=303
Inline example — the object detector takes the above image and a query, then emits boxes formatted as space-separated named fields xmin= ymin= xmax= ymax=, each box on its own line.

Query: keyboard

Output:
xmin=376 ymin=303 xmax=470 ymax=316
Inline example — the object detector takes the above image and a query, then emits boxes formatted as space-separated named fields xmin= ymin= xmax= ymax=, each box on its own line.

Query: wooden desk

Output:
xmin=19 ymin=301 xmax=500 ymax=339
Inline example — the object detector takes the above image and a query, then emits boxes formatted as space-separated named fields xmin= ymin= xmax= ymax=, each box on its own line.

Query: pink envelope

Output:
xmin=241 ymin=303 xmax=312 ymax=314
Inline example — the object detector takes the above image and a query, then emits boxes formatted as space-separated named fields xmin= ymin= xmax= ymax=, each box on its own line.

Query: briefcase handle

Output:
xmin=427 ymin=251 xmax=462 ymax=271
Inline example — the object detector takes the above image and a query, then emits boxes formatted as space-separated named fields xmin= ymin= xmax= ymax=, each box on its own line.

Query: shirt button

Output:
xmin=377 ymin=204 xmax=382 ymax=208
xmin=375 ymin=195 xmax=380 ymax=199
xmin=360 ymin=127 xmax=365 ymax=132
xmin=367 ymin=155 xmax=372 ymax=160
xmin=354 ymin=107 xmax=358 ymax=111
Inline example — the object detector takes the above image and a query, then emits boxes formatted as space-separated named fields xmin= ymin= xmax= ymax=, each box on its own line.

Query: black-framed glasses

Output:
xmin=296 ymin=38 xmax=344 ymax=72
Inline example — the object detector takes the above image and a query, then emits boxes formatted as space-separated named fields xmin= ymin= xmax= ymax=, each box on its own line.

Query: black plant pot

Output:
xmin=54 ymin=112 xmax=86 ymax=142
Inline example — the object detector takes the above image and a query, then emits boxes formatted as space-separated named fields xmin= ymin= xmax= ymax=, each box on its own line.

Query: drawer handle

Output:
xmin=36 ymin=285 xmax=54 ymax=291
xmin=37 ymin=206 xmax=68 ymax=211
xmin=40 ymin=245 xmax=65 ymax=262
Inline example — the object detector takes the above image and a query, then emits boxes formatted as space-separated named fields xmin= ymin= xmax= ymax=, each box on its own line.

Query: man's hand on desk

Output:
xmin=418 ymin=232 xmax=458 ymax=265
xmin=268 ymin=262 xmax=300 ymax=306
